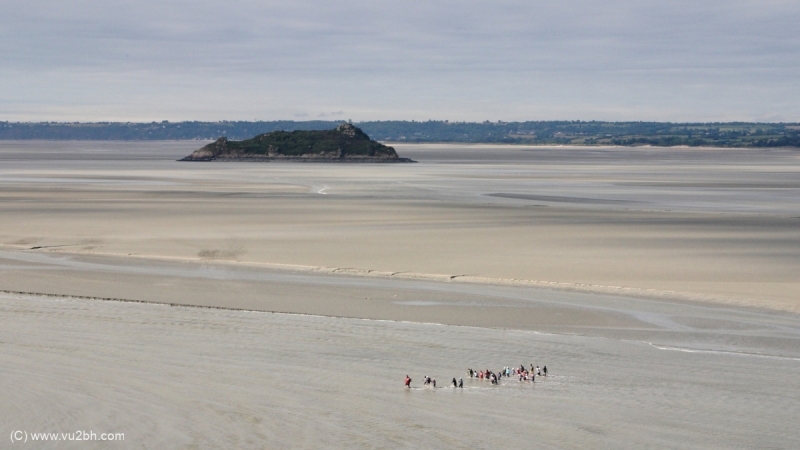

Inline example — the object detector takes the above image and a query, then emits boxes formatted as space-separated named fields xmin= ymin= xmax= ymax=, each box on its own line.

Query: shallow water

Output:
xmin=1 ymin=293 xmax=798 ymax=449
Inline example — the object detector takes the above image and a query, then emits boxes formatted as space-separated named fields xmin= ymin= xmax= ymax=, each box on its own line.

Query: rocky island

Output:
xmin=180 ymin=123 xmax=414 ymax=162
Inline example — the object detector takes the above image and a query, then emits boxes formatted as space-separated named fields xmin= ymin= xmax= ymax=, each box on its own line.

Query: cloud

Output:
xmin=1 ymin=0 xmax=798 ymax=121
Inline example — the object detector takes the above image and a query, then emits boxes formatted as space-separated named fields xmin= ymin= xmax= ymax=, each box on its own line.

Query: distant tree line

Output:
xmin=1 ymin=120 xmax=798 ymax=147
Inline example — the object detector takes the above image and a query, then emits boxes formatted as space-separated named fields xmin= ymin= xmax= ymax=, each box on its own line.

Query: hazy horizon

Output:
xmin=4 ymin=119 xmax=800 ymax=124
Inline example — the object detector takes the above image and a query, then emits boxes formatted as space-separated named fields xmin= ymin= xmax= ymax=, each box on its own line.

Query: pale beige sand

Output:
xmin=2 ymin=292 xmax=799 ymax=449
xmin=3 ymin=250 xmax=800 ymax=361
xmin=2 ymin=141 xmax=800 ymax=448
xmin=0 ymin=141 xmax=798 ymax=312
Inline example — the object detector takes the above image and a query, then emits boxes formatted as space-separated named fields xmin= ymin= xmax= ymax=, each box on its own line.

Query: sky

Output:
xmin=1 ymin=0 xmax=799 ymax=122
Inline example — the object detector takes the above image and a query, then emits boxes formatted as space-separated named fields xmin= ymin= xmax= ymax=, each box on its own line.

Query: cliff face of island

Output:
xmin=180 ymin=123 xmax=413 ymax=162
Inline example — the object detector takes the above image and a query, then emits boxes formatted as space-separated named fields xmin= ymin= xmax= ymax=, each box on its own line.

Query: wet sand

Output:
xmin=1 ymin=141 xmax=798 ymax=312
xmin=2 ymin=250 xmax=799 ymax=360
xmin=1 ymin=141 xmax=799 ymax=447
xmin=2 ymin=292 xmax=799 ymax=449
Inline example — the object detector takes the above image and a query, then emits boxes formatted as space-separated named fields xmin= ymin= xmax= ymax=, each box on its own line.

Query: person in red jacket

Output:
xmin=405 ymin=375 xmax=412 ymax=388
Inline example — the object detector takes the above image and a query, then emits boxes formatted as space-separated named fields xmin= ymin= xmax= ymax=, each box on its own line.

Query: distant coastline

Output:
xmin=1 ymin=120 xmax=798 ymax=148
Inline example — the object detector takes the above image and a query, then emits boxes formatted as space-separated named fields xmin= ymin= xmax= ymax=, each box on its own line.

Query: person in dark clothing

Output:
xmin=452 ymin=378 xmax=458 ymax=387
xmin=458 ymin=378 xmax=463 ymax=388
xmin=543 ymin=366 xmax=548 ymax=376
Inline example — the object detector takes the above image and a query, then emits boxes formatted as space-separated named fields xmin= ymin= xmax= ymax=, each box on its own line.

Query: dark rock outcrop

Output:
xmin=180 ymin=123 xmax=414 ymax=162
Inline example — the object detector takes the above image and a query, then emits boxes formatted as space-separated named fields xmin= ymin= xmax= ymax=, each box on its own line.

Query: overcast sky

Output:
xmin=1 ymin=0 xmax=798 ymax=122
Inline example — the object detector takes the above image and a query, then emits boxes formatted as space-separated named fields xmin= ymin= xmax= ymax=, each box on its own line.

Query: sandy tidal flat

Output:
xmin=1 ymin=141 xmax=800 ymax=448
xmin=2 ymin=292 xmax=799 ymax=449
xmin=0 ymin=141 xmax=799 ymax=312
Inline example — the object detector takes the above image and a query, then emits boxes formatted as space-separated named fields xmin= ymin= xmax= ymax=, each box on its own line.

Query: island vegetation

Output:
xmin=180 ymin=123 xmax=412 ymax=162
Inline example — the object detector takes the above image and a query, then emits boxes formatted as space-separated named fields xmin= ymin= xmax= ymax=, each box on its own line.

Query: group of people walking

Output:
xmin=405 ymin=364 xmax=547 ymax=389
xmin=468 ymin=364 xmax=546 ymax=383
